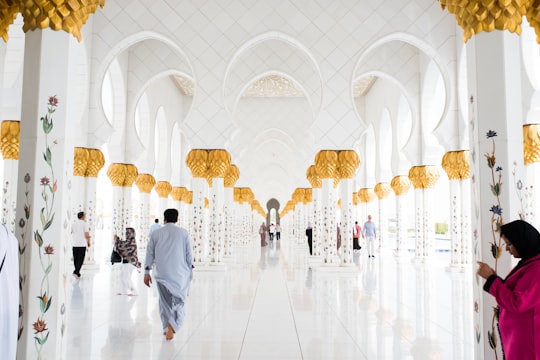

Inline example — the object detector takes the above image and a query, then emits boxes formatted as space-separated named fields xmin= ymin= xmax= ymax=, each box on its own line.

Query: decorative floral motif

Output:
xmin=18 ymin=172 xmax=31 ymax=340
xmin=512 ymin=162 xmax=534 ymax=221
xmin=33 ymin=96 xmax=60 ymax=353
xmin=484 ymin=129 xmax=504 ymax=358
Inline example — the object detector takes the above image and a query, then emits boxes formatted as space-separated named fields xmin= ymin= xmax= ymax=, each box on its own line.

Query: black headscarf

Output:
xmin=500 ymin=220 xmax=540 ymax=260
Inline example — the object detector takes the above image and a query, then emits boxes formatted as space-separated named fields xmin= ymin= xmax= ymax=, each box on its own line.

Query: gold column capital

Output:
xmin=391 ymin=175 xmax=411 ymax=196
xmin=135 ymin=174 xmax=155 ymax=194
xmin=170 ymin=186 xmax=187 ymax=202
xmin=304 ymin=188 xmax=312 ymax=203
xmin=440 ymin=0 xmax=527 ymax=43
xmin=107 ymin=163 xmax=138 ymax=187
xmin=0 ymin=120 xmax=20 ymax=160
xmin=124 ymin=164 xmax=138 ymax=187
xmin=234 ymin=187 xmax=240 ymax=202
xmin=154 ymin=181 xmax=172 ymax=198
xmin=73 ymin=147 xmax=89 ymax=177
xmin=107 ymin=163 xmax=126 ymax=187
xmin=183 ymin=190 xmax=192 ymax=204
xmin=224 ymin=164 xmax=240 ymax=188
xmin=19 ymin=0 xmax=106 ymax=42
xmin=337 ymin=150 xmax=360 ymax=179
xmin=186 ymin=149 xmax=209 ymax=178
xmin=315 ymin=150 xmax=338 ymax=179
xmin=442 ymin=150 xmax=470 ymax=180
xmin=292 ymin=188 xmax=305 ymax=204
xmin=306 ymin=165 xmax=322 ymax=188
xmin=86 ymin=148 xmax=105 ymax=177
xmin=0 ymin=2 xmax=19 ymax=42
xmin=241 ymin=188 xmax=254 ymax=204
xmin=374 ymin=182 xmax=392 ymax=200
xmin=208 ymin=149 xmax=231 ymax=178
xmin=358 ymin=188 xmax=376 ymax=203
xmin=352 ymin=192 xmax=359 ymax=205
xmin=408 ymin=166 xmax=440 ymax=189
xmin=524 ymin=124 xmax=540 ymax=165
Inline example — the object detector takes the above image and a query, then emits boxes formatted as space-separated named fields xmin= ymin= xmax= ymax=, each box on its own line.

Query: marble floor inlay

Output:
xmin=64 ymin=234 xmax=474 ymax=359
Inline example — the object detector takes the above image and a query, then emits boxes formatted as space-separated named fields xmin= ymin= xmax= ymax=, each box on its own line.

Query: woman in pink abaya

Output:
xmin=477 ymin=219 xmax=540 ymax=360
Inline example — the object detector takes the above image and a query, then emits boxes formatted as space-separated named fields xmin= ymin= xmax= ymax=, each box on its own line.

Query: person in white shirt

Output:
xmin=148 ymin=218 xmax=161 ymax=237
xmin=269 ymin=223 xmax=276 ymax=241
xmin=71 ymin=211 xmax=91 ymax=278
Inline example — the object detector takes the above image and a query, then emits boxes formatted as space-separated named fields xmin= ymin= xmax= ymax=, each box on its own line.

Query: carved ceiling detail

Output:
xmin=171 ymin=75 xmax=194 ymax=96
xmin=243 ymin=75 xmax=304 ymax=97
xmin=353 ymin=76 xmax=378 ymax=98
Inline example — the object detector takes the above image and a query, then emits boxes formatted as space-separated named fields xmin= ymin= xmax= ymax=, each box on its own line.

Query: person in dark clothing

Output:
xmin=306 ymin=222 xmax=313 ymax=255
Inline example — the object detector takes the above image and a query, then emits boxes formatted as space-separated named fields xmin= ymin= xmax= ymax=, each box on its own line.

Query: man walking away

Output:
xmin=144 ymin=208 xmax=193 ymax=340
xmin=71 ymin=211 xmax=91 ymax=279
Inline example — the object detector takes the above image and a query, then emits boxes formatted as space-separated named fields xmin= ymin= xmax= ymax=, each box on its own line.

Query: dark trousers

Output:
xmin=276 ymin=232 xmax=280 ymax=240
xmin=306 ymin=228 xmax=313 ymax=255
xmin=73 ymin=246 xmax=86 ymax=276
xmin=353 ymin=237 xmax=361 ymax=250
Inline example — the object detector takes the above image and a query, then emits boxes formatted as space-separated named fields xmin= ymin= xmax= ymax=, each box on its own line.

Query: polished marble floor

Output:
xmin=64 ymin=234 xmax=474 ymax=359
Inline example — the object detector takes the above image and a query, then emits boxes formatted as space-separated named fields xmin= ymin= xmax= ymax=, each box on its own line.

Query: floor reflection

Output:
xmin=63 ymin=234 xmax=474 ymax=359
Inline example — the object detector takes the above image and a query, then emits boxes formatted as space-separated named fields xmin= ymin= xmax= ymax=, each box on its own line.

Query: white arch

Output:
xmin=352 ymin=70 xmax=417 ymax=130
xmin=95 ymin=31 xmax=195 ymax=127
xmin=223 ymin=31 xmax=323 ymax=116
xmin=131 ymin=70 xmax=194 ymax=131
xmin=353 ymin=32 xmax=451 ymax=128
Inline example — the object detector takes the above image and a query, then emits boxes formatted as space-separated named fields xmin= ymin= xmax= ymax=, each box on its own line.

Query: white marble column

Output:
xmin=137 ymin=191 xmax=150 ymax=250
xmin=374 ymin=183 xmax=392 ymax=251
xmin=223 ymin=187 xmax=234 ymax=256
xmin=321 ymin=178 xmax=337 ymax=264
xmin=409 ymin=166 xmax=439 ymax=259
xmin=523 ymin=125 xmax=540 ymax=225
xmin=391 ymin=175 xmax=411 ymax=256
xmin=191 ymin=177 xmax=207 ymax=263
xmin=466 ymin=31 xmax=523 ymax=360
xmin=0 ymin=120 xmax=19 ymax=232
xmin=84 ymin=176 xmax=99 ymax=264
xmin=312 ymin=187 xmax=322 ymax=257
xmin=339 ymin=178 xmax=354 ymax=265
xmin=135 ymin=174 xmax=155 ymax=251
xmin=209 ymin=177 xmax=225 ymax=264
xmin=15 ymin=30 xmax=76 ymax=359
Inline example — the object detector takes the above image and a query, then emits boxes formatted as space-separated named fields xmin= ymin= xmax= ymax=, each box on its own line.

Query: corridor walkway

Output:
xmin=64 ymin=235 xmax=474 ymax=359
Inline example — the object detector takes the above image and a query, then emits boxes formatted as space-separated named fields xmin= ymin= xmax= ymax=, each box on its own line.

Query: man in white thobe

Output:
xmin=0 ymin=224 xmax=19 ymax=360
xmin=144 ymin=208 xmax=193 ymax=340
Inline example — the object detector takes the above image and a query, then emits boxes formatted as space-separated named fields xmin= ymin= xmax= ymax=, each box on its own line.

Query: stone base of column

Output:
xmin=307 ymin=256 xmax=323 ymax=267
xmin=393 ymin=249 xmax=410 ymax=257
xmin=314 ymin=263 xmax=358 ymax=275
xmin=445 ymin=263 xmax=467 ymax=273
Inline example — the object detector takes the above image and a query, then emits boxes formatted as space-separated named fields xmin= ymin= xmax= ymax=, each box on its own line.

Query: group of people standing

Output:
xmin=70 ymin=209 xmax=193 ymax=342
xmin=305 ymin=215 xmax=377 ymax=257
xmin=259 ymin=222 xmax=281 ymax=247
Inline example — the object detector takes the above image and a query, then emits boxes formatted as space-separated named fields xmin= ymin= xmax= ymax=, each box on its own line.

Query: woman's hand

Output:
xmin=477 ymin=261 xmax=496 ymax=279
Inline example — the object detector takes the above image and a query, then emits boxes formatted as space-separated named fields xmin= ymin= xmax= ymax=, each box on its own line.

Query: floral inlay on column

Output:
xmin=484 ymin=129 xmax=504 ymax=358
xmin=33 ymin=96 xmax=60 ymax=353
